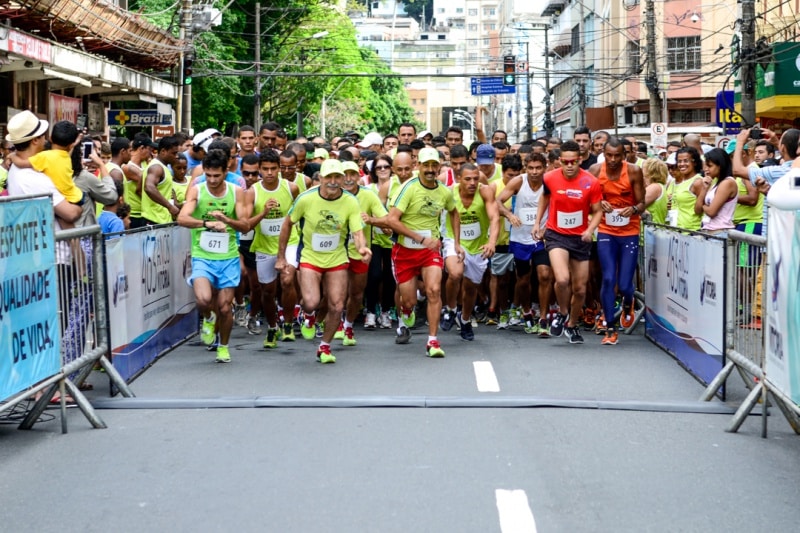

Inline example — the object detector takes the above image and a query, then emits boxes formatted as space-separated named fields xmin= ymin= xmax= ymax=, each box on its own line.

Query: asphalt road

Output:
xmin=2 ymin=319 xmax=799 ymax=532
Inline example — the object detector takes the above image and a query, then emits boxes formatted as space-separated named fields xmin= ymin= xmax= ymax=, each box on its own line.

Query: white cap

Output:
xmin=357 ymin=132 xmax=383 ymax=148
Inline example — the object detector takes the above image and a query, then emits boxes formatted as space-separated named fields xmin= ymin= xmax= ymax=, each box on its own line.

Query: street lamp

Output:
xmin=320 ymin=66 xmax=357 ymax=139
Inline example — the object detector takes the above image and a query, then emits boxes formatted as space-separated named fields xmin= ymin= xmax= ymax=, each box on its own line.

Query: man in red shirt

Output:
xmin=533 ymin=140 xmax=603 ymax=344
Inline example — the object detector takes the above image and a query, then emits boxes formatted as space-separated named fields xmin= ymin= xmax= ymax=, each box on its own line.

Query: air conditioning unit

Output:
xmin=616 ymin=106 xmax=626 ymax=125
xmin=634 ymin=113 xmax=649 ymax=125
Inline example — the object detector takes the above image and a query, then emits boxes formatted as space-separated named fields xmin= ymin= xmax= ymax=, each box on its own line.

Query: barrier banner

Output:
xmin=105 ymin=225 xmax=197 ymax=382
xmin=644 ymin=225 xmax=725 ymax=387
xmin=765 ymin=208 xmax=800 ymax=405
xmin=0 ymin=197 xmax=60 ymax=400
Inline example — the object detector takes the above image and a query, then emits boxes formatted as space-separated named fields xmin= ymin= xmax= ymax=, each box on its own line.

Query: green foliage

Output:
xmin=131 ymin=0 xmax=415 ymax=136
xmin=402 ymin=0 xmax=434 ymax=26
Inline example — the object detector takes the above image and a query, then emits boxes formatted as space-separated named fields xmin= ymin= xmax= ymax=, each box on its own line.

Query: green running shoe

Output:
xmin=402 ymin=311 xmax=416 ymax=328
xmin=333 ymin=323 xmax=345 ymax=340
xmin=215 ymin=345 xmax=231 ymax=363
xmin=301 ymin=317 xmax=316 ymax=340
xmin=342 ymin=327 xmax=357 ymax=346
xmin=316 ymin=345 xmax=336 ymax=364
xmin=426 ymin=339 xmax=445 ymax=358
xmin=263 ymin=328 xmax=278 ymax=349
xmin=201 ymin=311 xmax=217 ymax=345
xmin=281 ymin=323 xmax=295 ymax=341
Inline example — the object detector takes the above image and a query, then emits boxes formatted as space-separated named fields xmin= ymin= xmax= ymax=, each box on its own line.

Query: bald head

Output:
xmin=393 ymin=152 xmax=414 ymax=182
xmin=683 ymin=134 xmax=701 ymax=151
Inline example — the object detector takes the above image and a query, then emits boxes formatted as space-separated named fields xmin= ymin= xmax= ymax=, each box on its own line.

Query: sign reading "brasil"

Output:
xmin=107 ymin=109 xmax=173 ymax=127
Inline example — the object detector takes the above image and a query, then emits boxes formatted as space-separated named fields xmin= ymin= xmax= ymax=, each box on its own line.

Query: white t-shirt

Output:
xmin=7 ymin=165 xmax=71 ymax=264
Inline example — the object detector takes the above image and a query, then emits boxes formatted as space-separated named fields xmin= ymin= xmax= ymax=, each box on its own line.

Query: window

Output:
xmin=627 ymin=40 xmax=640 ymax=75
xmin=483 ymin=38 xmax=490 ymax=46
xmin=483 ymin=8 xmax=496 ymax=16
xmin=571 ymin=24 xmax=580 ymax=52
xmin=468 ymin=8 xmax=478 ymax=16
xmin=438 ymin=34 xmax=446 ymax=40
xmin=453 ymin=22 xmax=464 ymax=29
xmin=469 ymin=39 xmax=478 ymax=46
xmin=372 ymin=2 xmax=378 ymax=8
xmin=666 ymin=36 xmax=701 ymax=71
xmin=456 ymin=8 xmax=463 ymax=13
xmin=437 ymin=8 xmax=444 ymax=13
xmin=484 ymin=23 xmax=496 ymax=30
xmin=468 ymin=52 xmax=478 ymax=60
xmin=420 ymin=98 xmax=426 ymax=105
xmin=669 ymin=108 xmax=711 ymax=123
xmin=421 ymin=34 xmax=429 ymax=40
xmin=468 ymin=23 xmax=478 ymax=31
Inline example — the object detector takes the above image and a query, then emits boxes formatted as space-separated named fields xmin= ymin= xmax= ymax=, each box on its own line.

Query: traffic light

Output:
xmin=503 ymin=55 xmax=515 ymax=86
xmin=183 ymin=55 xmax=194 ymax=85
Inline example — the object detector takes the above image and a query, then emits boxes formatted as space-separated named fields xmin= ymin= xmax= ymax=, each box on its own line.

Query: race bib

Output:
xmin=518 ymin=207 xmax=537 ymax=225
xmin=259 ymin=218 xmax=283 ymax=236
xmin=666 ymin=209 xmax=678 ymax=226
xmin=557 ymin=210 xmax=582 ymax=229
xmin=240 ymin=229 xmax=255 ymax=241
xmin=605 ymin=209 xmax=629 ymax=227
xmin=312 ymin=232 xmax=340 ymax=252
xmin=199 ymin=230 xmax=230 ymax=254
xmin=374 ymin=226 xmax=385 ymax=235
xmin=404 ymin=229 xmax=431 ymax=249
xmin=460 ymin=222 xmax=480 ymax=241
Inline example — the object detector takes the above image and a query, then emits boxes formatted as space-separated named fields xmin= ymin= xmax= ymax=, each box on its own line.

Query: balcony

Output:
xmin=541 ymin=0 xmax=566 ymax=17
xmin=0 ymin=0 xmax=182 ymax=70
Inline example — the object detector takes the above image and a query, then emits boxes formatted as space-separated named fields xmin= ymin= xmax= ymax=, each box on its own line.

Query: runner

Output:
xmin=588 ymin=137 xmax=645 ymax=345
xmin=441 ymin=163 xmax=499 ymax=340
xmin=386 ymin=147 xmax=462 ymax=357
xmin=275 ymin=159 xmax=370 ymax=364
xmin=533 ymin=140 xmax=603 ymax=344
xmin=233 ymin=153 xmax=263 ymax=334
xmin=142 ymin=135 xmax=180 ymax=225
xmin=339 ymin=161 xmax=389 ymax=346
xmin=497 ymin=152 xmax=553 ymax=336
xmin=365 ymin=154 xmax=397 ymax=329
xmin=177 ymin=150 xmax=251 ymax=363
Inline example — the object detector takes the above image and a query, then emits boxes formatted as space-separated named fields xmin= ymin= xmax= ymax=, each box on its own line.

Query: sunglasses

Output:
xmin=241 ymin=170 xmax=259 ymax=177
xmin=560 ymin=159 xmax=579 ymax=166
xmin=375 ymin=165 xmax=391 ymax=170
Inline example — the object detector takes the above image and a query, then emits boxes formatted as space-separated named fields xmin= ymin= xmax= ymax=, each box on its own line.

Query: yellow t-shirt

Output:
xmin=29 ymin=149 xmax=83 ymax=203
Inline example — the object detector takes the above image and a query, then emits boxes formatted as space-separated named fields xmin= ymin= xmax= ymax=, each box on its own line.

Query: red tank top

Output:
xmin=598 ymin=162 xmax=640 ymax=237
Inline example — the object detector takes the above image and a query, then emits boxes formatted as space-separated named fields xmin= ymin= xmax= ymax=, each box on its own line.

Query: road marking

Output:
xmin=495 ymin=489 xmax=537 ymax=533
xmin=473 ymin=361 xmax=500 ymax=392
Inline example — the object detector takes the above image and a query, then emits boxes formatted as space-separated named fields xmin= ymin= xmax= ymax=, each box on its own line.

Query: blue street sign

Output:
xmin=470 ymin=76 xmax=516 ymax=96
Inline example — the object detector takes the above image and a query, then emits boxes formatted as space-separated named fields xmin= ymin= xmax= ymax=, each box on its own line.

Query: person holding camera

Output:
xmin=732 ymin=127 xmax=799 ymax=191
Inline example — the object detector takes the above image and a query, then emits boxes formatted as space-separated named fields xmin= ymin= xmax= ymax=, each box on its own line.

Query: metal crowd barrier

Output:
xmin=700 ymin=229 xmax=800 ymax=435
xmin=5 ymin=225 xmax=133 ymax=433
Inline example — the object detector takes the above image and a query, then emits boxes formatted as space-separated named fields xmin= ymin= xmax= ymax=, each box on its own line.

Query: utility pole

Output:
xmin=577 ymin=1 xmax=586 ymax=125
xmin=645 ymin=0 xmax=663 ymax=122
xmin=180 ymin=0 xmax=193 ymax=132
xmin=254 ymin=2 xmax=261 ymax=130
xmin=525 ymin=41 xmax=533 ymax=141
xmin=543 ymin=25 xmax=553 ymax=138
xmin=740 ymin=0 xmax=756 ymax=126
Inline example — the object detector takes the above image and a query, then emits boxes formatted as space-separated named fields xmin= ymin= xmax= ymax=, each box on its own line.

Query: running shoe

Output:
xmin=402 ymin=310 xmax=416 ymax=328
xmin=263 ymin=328 xmax=279 ymax=349
xmin=549 ymin=312 xmax=566 ymax=337
xmin=246 ymin=315 xmax=263 ymax=335
xmin=234 ymin=302 xmax=247 ymax=327
xmin=523 ymin=320 xmax=539 ymax=335
xmin=441 ymin=308 xmax=456 ymax=331
xmin=364 ymin=312 xmax=377 ymax=329
xmin=206 ymin=333 xmax=219 ymax=351
xmin=379 ymin=312 xmax=393 ymax=329
xmin=395 ymin=326 xmax=411 ymax=344
xmin=473 ymin=303 xmax=488 ymax=323
xmin=497 ymin=310 xmax=510 ymax=330
xmin=537 ymin=318 xmax=550 ymax=338
xmin=471 ymin=315 xmax=478 ymax=328
xmin=343 ymin=327 xmax=357 ymax=346
xmin=485 ymin=310 xmax=499 ymax=326
xmin=582 ymin=306 xmax=597 ymax=329
xmin=595 ymin=314 xmax=608 ymax=335
xmin=566 ymin=326 xmax=584 ymax=344
xmin=315 ymin=323 xmax=324 ymax=338
xmin=201 ymin=311 xmax=217 ymax=345
xmin=316 ymin=345 xmax=336 ymax=364
xmin=426 ymin=339 xmax=446 ymax=358
xmin=460 ymin=320 xmax=475 ymax=341
xmin=334 ymin=323 xmax=345 ymax=340
xmin=215 ymin=345 xmax=231 ymax=363
xmin=601 ymin=330 xmax=619 ymax=345
xmin=508 ymin=308 xmax=523 ymax=326
xmin=300 ymin=317 xmax=316 ymax=340
xmin=282 ymin=323 xmax=296 ymax=341
xmin=619 ymin=301 xmax=636 ymax=329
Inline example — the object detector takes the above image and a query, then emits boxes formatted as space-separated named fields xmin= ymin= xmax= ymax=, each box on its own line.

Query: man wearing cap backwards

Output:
xmin=335 ymin=161 xmax=391 ymax=347
xmin=246 ymin=149 xmax=301 ymax=348
xmin=440 ymin=162 xmax=499 ymax=341
xmin=184 ymin=128 xmax=219 ymax=173
xmin=386 ymin=147 xmax=462 ymax=358
xmin=275 ymin=159 xmax=370 ymax=364
xmin=357 ymin=132 xmax=383 ymax=153
xmin=533 ymin=140 xmax=604 ymax=345
xmin=178 ymin=150 xmax=251 ymax=364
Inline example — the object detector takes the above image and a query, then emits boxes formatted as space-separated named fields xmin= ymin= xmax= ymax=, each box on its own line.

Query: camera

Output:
xmin=82 ymin=141 xmax=93 ymax=160
xmin=749 ymin=128 xmax=762 ymax=140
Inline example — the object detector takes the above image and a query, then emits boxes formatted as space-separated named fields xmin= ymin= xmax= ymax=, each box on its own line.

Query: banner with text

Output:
xmin=105 ymin=225 xmax=197 ymax=382
xmin=0 ymin=197 xmax=60 ymax=401
xmin=644 ymin=225 xmax=725 ymax=387
xmin=765 ymin=209 xmax=800 ymax=405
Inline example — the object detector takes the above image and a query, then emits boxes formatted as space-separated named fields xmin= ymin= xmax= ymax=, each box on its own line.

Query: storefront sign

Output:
xmin=107 ymin=109 xmax=173 ymax=127
xmin=49 ymin=93 xmax=82 ymax=126
xmin=0 ymin=30 xmax=51 ymax=64
xmin=715 ymin=91 xmax=742 ymax=134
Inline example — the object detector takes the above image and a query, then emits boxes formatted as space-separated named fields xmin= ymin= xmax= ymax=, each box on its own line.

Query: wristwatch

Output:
xmin=632 ymin=205 xmax=640 ymax=214
xmin=202 ymin=220 xmax=208 ymax=229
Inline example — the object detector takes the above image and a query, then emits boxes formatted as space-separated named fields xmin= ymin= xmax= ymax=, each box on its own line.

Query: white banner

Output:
xmin=644 ymin=226 xmax=725 ymax=386
xmin=764 ymin=208 xmax=800 ymax=405
xmin=105 ymin=225 xmax=196 ymax=381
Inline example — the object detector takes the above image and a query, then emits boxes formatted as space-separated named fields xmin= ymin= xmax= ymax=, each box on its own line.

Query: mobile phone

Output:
xmin=749 ymin=128 xmax=762 ymax=140
xmin=82 ymin=141 xmax=93 ymax=159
